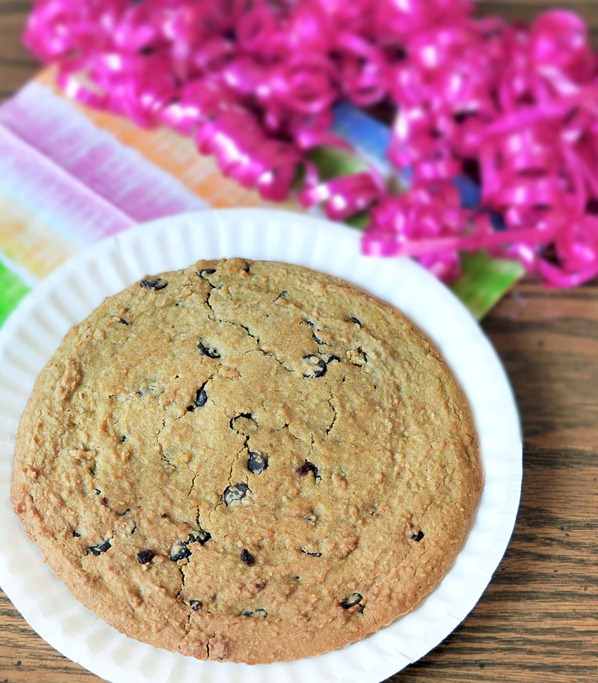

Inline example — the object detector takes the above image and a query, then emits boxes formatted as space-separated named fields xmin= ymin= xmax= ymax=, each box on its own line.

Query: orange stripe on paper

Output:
xmin=0 ymin=186 xmax=77 ymax=279
xmin=36 ymin=69 xmax=300 ymax=212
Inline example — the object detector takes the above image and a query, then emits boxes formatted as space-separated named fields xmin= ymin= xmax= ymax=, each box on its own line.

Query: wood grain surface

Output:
xmin=1 ymin=2 xmax=597 ymax=682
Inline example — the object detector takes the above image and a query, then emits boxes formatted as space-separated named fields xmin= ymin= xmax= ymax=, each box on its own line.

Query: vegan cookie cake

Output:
xmin=11 ymin=257 xmax=482 ymax=664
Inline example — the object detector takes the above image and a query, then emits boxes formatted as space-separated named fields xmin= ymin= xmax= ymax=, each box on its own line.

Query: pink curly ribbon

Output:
xmin=24 ymin=0 xmax=598 ymax=287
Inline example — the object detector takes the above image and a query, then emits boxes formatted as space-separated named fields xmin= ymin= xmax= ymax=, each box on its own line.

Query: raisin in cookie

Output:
xmin=11 ymin=258 xmax=482 ymax=664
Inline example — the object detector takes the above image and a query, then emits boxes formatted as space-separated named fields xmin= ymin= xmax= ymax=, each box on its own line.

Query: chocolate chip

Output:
xmin=410 ymin=530 xmax=425 ymax=542
xmin=247 ymin=451 xmax=268 ymax=474
xmin=198 ymin=341 xmax=220 ymax=359
xmin=94 ymin=488 xmax=101 ymax=495
xmin=140 ymin=277 xmax=168 ymax=290
xmin=232 ymin=412 xmax=253 ymax=423
xmin=189 ymin=599 xmax=202 ymax=611
xmin=188 ymin=529 xmax=211 ymax=545
xmin=306 ymin=319 xmax=326 ymax=345
xmin=119 ymin=434 xmax=128 ymax=442
xmin=118 ymin=318 xmax=130 ymax=325
xmin=223 ymin=482 xmax=250 ymax=505
xmin=229 ymin=413 xmax=257 ymax=434
xmin=240 ymin=548 xmax=255 ymax=566
xmin=137 ymin=549 xmax=155 ymax=564
xmin=195 ymin=387 xmax=208 ymax=407
xmin=296 ymin=460 xmax=320 ymax=480
xmin=350 ymin=316 xmax=362 ymax=325
xmin=197 ymin=268 xmax=216 ymax=278
xmin=73 ymin=530 xmax=81 ymax=538
xmin=324 ymin=354 xmax=340 ymax=364
xmin=349 ymin=347 xmax=368 ymax=366
xmin=188 ymin=385 xmax=208 ymax=411
xmin=300 ymin=547 xmax=322 ymax=557
xmin=170 ymin=544 xmax=192 ymax=561
xmin=160 ymin=513 xmax=169 ymax=519
xmin=340 ymin=592 xmax=363 ymax=609
xmin=87 ymin=540 xmax=111 ymax=556
xmin=303 ymin=355 xmax=327 ymax=378
xmin=242 ymin=608 xmax=268 ymax=617
xmin=242 ymin=261 xmax=251 ymax=273
xmin=279 ymin=290 xmax=288 ymax=298
xmin=169 ymin=529 xmax=211 ymax=561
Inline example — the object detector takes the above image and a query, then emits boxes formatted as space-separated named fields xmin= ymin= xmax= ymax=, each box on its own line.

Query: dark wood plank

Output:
xmin=0 ymin=4 xmax=39 ymax=102
xmin=484 ymin=284 xmax=598 ymax=453
xmin=0 ymin=589 xmax=98 ymax=682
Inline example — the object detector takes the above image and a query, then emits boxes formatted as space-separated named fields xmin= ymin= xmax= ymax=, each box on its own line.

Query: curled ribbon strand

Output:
xmin=24 ymin=0 xmax=598 ymax=287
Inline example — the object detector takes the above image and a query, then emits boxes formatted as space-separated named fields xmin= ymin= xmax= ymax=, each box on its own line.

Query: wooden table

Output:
xmin=0 ymin=1 xmax=596 ymax=681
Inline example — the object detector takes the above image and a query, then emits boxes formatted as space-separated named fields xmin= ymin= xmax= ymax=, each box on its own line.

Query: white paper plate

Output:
xmin=0 ymin=209 xmax=522 ymax=683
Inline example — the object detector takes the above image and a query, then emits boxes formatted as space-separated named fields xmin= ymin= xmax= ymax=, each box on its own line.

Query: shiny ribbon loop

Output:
xmin=24 ymin=0 xmax=598 ymax=287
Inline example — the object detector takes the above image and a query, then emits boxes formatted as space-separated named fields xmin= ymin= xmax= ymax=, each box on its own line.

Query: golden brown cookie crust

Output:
xmin=11 ymin=258 xmax=482 ymax=664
